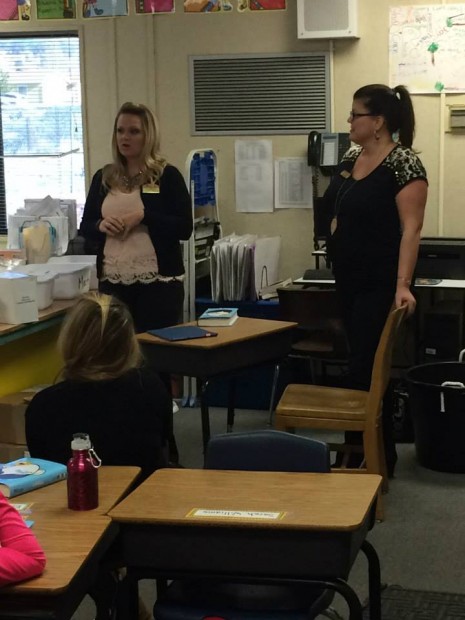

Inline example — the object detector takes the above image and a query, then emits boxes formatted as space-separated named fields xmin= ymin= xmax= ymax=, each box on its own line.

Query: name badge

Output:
xmin=142 ymin=184 xmax=160 ymax=194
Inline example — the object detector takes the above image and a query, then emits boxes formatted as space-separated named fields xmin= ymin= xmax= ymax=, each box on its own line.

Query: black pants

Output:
xmin=99 ymin=279 xmax=184 ymax=333
xmin=99 ymin=279 xmax=184 ymax=463
xmin=334 ymin=271 xmax=397 ymax=475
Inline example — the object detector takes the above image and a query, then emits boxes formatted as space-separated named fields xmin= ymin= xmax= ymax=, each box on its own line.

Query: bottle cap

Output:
xmin=71 ymin=432 xmax=91 ymax=451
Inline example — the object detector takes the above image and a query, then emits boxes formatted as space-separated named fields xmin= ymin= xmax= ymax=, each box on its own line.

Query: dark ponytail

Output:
xmin=392 ymin=85 xmax=415 ymax=148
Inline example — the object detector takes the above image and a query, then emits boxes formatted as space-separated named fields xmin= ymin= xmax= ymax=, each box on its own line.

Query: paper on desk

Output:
xmin=274 ymin=158 xmax=313 ymax=209
xmin=235 ymin=140 xmax=273 ymax=213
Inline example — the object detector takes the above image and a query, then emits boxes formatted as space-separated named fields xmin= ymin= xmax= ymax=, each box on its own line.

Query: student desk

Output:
xmin=138 ymin=317 xmax=296 ymax=451
xmin=0 ymin=466 xmax=140 ymax=620
xmin=109 ymin=468 xmax=382 ymax=620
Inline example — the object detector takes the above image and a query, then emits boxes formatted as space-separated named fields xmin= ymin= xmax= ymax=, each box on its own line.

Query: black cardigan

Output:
xmin=79 ymin=164 xmax=193 ymax=280
xmin=25 ymin=367 xmax=172 ymax=481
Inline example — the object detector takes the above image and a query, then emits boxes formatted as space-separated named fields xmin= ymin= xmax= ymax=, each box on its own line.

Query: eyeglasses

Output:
xmin=349 ymin=111 xmax=377 ymax=121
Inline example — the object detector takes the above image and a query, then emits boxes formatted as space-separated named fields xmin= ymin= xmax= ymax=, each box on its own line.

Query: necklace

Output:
xmin=121 ymin=170 xmax=144 ymax=191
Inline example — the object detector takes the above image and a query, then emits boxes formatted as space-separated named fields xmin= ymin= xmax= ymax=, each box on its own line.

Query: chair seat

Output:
xmin=292 ymin=337 xmax=335 ymax=354
xmin=154 ymin=579 xmax=334 ymax=620
xmin=277 ymin=383 xmax=369 ymax=421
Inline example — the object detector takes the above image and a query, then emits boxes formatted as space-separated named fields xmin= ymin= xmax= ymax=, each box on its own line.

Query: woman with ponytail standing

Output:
xmin=324 ymin=84 xmax=428 ymax=473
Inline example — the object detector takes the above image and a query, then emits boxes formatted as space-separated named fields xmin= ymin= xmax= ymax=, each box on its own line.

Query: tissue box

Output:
xmin=0 ymin=393 xmax=28 ymax=444
xmin=0 ymin=272 xmax=38 ymax=324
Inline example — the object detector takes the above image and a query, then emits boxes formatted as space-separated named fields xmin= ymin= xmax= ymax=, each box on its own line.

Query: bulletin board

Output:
xmin=389 ymin=3 xmax=465 ymax=93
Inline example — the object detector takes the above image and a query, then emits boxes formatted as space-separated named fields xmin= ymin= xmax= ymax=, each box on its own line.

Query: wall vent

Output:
xmin=189 ymin=53 xmax=330 ymax=136
xmin=450 ymin=106 xmax=465 ymax=130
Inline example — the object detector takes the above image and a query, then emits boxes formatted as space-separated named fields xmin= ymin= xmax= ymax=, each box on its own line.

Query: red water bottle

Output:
xmin=67 ymin=433 xmax=101 ymax=511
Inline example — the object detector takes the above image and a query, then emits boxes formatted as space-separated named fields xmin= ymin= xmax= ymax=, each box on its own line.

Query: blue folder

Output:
xmin=147 ymin=326 xmax=217 ymax=341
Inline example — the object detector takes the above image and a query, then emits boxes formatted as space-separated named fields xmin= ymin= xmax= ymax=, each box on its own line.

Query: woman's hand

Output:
xmin=395 ymin=284 xmax=416 ymax=315
xmin=120 ymin=211 xmax=144 ymax=239
xmin=98 ymin=216 xmax=125 ymax=237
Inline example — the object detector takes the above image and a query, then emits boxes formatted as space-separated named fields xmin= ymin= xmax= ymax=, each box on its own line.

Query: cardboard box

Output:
xmin=0 ymin=272 xmax=38 ymax=324
xmin=0 ymin=392 xmax=28 ymax=444
xmin=0 ymin=443 xmax=29 ymax=463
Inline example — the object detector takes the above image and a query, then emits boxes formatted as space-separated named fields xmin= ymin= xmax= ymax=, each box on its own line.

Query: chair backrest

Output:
xmin=366 ymin=304 xmax=408 ymax=418
xmin=205 ymin=429 xmax=330 ymax=473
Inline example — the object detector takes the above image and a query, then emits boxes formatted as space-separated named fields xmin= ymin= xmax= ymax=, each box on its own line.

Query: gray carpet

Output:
xmin=363 ymin=585 xmax=465 ymax=619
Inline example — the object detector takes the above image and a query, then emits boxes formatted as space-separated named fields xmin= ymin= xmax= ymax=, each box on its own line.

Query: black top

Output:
xmin=324 ymin=144 xmax=427 ymax=281
xmin=25 ymin=367 xmax=171 ymax=481
xmin=79 ymin=164 xmax=193 ymax=280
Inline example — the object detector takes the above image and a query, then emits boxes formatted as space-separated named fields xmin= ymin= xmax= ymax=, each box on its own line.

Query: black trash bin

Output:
xmin=406 ymin=362 xmax=465 ymax=472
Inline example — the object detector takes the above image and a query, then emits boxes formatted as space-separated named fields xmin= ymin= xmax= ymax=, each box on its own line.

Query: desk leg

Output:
xmin=227 ymin=377 xmax=236 ymax=432
xmin=361 ymin=539 xmax=381 ymax=620
xmin=315 ymin=578 xmax=363 ymax=620
xmin=198 ymin=379 xmax=211 ymax=454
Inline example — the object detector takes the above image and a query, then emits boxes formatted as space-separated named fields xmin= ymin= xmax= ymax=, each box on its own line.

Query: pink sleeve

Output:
xmin=0 ymin=492 xmax=46 ymax=587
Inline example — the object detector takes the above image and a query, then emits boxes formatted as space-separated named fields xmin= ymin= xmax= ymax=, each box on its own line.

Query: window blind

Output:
xmin=0 ymin=34 xmax=84 ymax=235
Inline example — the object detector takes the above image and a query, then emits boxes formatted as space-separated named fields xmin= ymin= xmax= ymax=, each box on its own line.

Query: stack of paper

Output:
xmin=210 ymin=234 xmax=281 ymax=303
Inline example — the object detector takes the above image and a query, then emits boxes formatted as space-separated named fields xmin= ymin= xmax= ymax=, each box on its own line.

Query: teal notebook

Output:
xmin=147 ymin=326 xmax=217 ymax=341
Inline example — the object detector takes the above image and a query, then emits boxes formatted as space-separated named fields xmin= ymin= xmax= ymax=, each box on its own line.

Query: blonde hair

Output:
xmin=58 ymin=292 xmax=142 ymax=382
xmin=102 ymin=101 xmax=167 ymax=190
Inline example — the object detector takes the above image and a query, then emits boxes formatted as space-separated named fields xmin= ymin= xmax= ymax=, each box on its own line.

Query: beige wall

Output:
xmin=2 ymin=0 xmax=464 ymax=279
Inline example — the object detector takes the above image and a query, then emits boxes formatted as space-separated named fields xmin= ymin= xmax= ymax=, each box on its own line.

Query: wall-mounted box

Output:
xmin=297 ymin=0 xmax=358 ymax=39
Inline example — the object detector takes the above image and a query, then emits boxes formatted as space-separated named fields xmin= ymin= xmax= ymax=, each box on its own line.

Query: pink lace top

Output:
xmin=101 ymin=189 xmax=159 ymax=285
xmin=0 ymin=492 xmax=46 ymax=586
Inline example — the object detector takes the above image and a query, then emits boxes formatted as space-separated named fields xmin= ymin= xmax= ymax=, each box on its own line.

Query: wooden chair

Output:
xmin=268 ymin=286 xmax=348 ymax=424
xmin=277 ymin=285 xmax=348 ymax=383
xmin=275 ymin=304 xmax=407 ymax=521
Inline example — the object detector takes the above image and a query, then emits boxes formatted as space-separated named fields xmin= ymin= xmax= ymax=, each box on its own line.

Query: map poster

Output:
xmin=390 ymin=4 xmax=465 ymax=93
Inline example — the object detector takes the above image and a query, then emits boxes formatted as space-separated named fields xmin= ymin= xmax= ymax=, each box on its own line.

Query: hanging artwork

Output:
xmin=135 ymin=0 xmax=174 ymax=12
xmin=0 ymin=0 xmax=30 ymax=21
xmin=83 ymin=0 xmax=128 ymax=17
xmin=37 ymin=0 xmax=76 ymax=19
xmin=238 ymin=0 xmax=285 ymax=10
xmin=184 ymin=0 xmax=226 ymax=12
xmin=249 ymin=0 xmax=286 ymax=9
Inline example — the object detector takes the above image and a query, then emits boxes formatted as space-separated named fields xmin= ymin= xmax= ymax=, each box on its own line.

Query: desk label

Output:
xmin=188 ymin=508 xmax=285 ymax=520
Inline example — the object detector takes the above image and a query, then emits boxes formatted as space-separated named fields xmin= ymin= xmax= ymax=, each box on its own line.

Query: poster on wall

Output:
xmin=0 ymin=0 xmax=30 ymax=21
xmin=184 ymin=0 xmax=230 ymax=12
xmin=37 ymin=0 xmax=76 ymax=19
xmin=83 ymin=0 xmax=128 ymax=17
xmin=248 ymin=0 xmax=286 ymax=10
xmin=390 ymin=4 xmax=465 ymax=93
xmin=135 ymin=0 xmax=174 ymax=12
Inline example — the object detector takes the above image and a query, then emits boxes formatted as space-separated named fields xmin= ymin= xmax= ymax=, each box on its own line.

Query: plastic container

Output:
xmin=35 ymin=272 xmax=56 ymax=310
xmin=47 ymin=255 xmax=98 ymax=290
xmin=67 ymin=433 xmax=101 ymax=511
xmin=19 ymin=263 xmax=91 ymax=299
xmin=406 ymin=362 xmax=465 ymax=472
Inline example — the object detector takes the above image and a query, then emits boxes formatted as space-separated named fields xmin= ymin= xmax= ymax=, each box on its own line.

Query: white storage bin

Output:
xmin=47 ymin=255 xmax=98 ymax=290
xmin=0 ymin=272 xmax=38 ymax=324
xmin=19 ymin=264 xmax=91 ymax=300
xmin=35 ymin=273 xmax=56 ymax=310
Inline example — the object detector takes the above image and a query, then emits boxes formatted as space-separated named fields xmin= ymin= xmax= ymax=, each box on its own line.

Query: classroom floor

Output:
xmin=72 ymin=404 xmax=465 ymax=619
